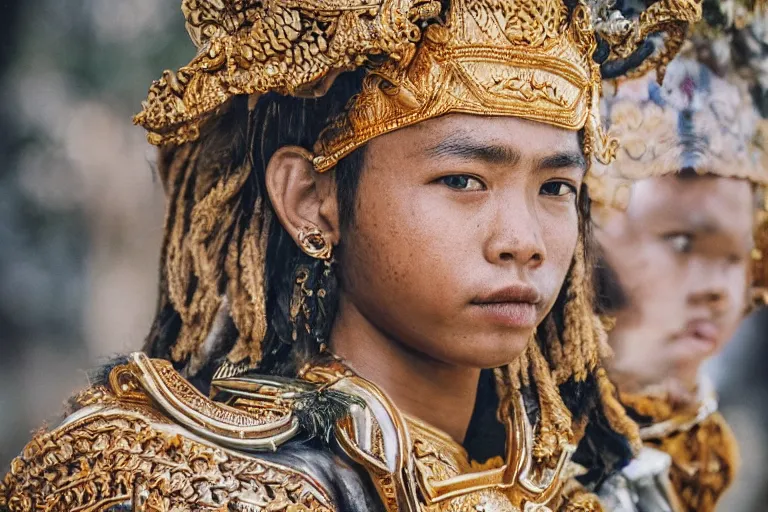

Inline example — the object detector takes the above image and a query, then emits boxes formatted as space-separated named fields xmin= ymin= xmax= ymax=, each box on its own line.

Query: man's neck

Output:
xmin=611 ymin=363 xmax=701 ymax=409
xmin=329 ymin=296 xmax=480 ymax=443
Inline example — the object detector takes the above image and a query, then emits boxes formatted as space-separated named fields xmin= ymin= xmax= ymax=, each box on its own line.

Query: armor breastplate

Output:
xmin=1 ymin=353 xmax=580 ymax=512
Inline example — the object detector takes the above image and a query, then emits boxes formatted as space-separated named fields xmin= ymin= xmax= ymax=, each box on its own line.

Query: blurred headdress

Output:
xmin=589 ymin=6 xmax=768 ymax=303
xmin=134 ymin=0 xmax=702 ymax=170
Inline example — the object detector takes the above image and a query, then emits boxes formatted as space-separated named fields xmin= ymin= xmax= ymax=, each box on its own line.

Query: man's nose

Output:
xmin=485 ymin=199 xmax=546 ymax=268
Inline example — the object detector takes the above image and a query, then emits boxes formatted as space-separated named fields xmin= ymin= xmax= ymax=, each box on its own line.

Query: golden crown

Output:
xmin=134 ymin=0 xmax=702 ymax=171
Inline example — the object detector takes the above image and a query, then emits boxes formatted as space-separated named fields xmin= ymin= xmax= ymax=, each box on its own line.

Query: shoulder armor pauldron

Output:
xmin=0 ymin=353 xmax=337 ymax=512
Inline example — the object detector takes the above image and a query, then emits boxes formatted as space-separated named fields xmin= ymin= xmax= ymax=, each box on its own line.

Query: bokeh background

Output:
xmin=0 ymin=0 xmax=181 ymax=470
xmin=0 ymin=1 xmax=766 ymax=510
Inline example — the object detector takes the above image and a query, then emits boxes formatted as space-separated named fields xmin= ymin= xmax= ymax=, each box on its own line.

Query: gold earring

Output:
xmin=298 ymin=227 xmax=333 ymax=260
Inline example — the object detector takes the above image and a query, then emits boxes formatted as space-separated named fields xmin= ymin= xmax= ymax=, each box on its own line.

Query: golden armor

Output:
xmin=2 ymin=353 xmax=577 ymax=511
xmin=618 ymin=387 xmax=739 ymax=512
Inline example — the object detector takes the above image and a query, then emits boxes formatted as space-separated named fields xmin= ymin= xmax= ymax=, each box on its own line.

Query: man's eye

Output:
xmin=439 ymin=175 xmax=485 ymax=191
xmin=665 ymin=233 xmax=693 ymax=254
xmin=540 ymin=181 xmax=576 ymax=197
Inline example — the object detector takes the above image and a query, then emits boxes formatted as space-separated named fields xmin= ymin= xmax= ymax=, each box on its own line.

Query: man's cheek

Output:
xmin=547 ymin=238 xmax=578 ymax=279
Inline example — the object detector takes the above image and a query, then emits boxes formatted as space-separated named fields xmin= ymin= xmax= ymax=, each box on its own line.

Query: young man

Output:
xmin=589 ymin=49 xmax=768 ymax=511
xmin=0 ymin=1 xmax=701 ymax=511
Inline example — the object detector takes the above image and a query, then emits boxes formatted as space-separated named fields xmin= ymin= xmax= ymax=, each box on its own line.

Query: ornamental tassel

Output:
xmin=226 ymin=197 xmax=271 ymax=365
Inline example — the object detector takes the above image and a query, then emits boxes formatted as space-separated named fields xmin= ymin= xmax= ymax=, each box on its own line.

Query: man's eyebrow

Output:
xmin=668 ymin=214 xmax=736 ymax=240
xmin=426 ymin=134 xmax=521 ymax=165
xmin=689 ymin=219 xmax=719 ymax=234
xmin=536 ymin=152 xmax=587 ymax=172
xmin=686 ymin=217 xmax=753 ymax=251
xmin=678 ymin=210 xmax=726 ymax=234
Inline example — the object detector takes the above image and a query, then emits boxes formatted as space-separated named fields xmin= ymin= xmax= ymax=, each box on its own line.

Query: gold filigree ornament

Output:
xmin=134 ymin=0 xmax=702 ymax=172
xmin=299 ymin=226 xmax=333 ymax=260
xmin=299 ymin=361 xmax=578 ymax=512
xmin=1 ymin=354 xmax=576 ymax=512
xmin=0 ymin=353 xmax=336 ymax=512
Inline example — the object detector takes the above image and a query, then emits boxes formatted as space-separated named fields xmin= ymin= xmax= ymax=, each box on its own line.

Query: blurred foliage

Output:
xmin=0 ymin=0 xmax=188 ymax=468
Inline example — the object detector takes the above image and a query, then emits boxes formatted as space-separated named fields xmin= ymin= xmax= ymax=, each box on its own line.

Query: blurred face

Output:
xmin=338 ymin=114 xmax=584 ymax=368
xmin=598 ymin=174 xmax=753 ymax=390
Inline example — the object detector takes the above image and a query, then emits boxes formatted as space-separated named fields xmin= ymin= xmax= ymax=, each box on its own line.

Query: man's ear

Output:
xmin=265 ymin=146 xmax=340 ymax=247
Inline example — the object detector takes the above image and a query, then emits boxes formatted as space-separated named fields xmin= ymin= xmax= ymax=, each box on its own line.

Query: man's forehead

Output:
xmin=629 ymin=175 xmax=753 ymax=231
xmin=398 ymin=114 xmax=582 ymax=155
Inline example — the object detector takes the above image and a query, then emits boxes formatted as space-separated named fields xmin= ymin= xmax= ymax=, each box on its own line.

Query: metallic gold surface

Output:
xmin=133 ymin=352 xmax=302 ymax=449
xmin=304 ymin=363 xmax=580 ymax=511
xmin=134 ymin=0 xmax=701 ymax=171
xmin=0 ymin=361 xmax=335 ymax=512
xmin=298 ymin=227 xmax=334 ymax=260
xmin=1 ymin=354 xmax=596 ymax=511
xmin=620 ymin=391 xmax=739 ymax=512
xmin=312 ymin=0 xmax=609 ymax=170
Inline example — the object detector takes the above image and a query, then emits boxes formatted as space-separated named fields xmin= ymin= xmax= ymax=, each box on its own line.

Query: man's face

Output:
xmin=598 ymin=174 xmax=754 ymax=390
xmin=337 ymin=114 xmax=584 ymax=369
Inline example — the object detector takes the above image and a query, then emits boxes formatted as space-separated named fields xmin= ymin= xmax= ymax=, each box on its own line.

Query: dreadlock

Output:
xmin=144 ymin=71 xmax=366 ymax=385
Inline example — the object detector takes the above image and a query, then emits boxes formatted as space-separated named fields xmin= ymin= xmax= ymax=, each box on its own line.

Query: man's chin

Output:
xmin=453 ymin=338 xmax=531 ymax=370
xmin=667 ymin=336 xmax=719 ymax=368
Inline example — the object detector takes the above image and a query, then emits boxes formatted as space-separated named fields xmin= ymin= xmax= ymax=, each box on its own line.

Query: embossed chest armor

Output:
xmin=1 ymin=353 xmax=578 ymax=511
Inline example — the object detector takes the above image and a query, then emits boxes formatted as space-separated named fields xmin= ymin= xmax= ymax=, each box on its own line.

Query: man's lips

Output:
xmin=672 ymin=319 xmax=722 ymax=354
xmin=472 ymin=284 xmax=541 ymax=305
xmin=470 ymin=284 xmax=541 ymax=328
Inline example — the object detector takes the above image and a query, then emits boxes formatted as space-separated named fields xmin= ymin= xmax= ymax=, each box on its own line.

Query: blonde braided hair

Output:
xmin=144 ymin=92 xmax=640 ymax=471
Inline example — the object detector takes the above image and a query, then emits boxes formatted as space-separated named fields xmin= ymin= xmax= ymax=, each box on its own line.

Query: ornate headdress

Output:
xmin=590 ymin=56 xmax=768 ymax=200
xmin=135 ymin=0 xmax=701 ymax=171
